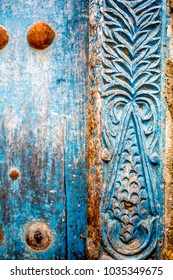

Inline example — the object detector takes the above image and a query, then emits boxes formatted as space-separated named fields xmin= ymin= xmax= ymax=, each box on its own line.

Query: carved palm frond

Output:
xmin=101 ymin=0 xmax=163 ymax=260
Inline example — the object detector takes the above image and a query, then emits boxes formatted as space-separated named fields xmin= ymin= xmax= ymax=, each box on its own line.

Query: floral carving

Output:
xmin=100 ymin=0 xmax=164 ymax=259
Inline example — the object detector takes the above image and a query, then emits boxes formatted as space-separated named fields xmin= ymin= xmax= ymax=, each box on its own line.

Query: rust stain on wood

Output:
xmin=124 ymin=201 xmax=134 ymax=209
xmin=87 ymin=1 xmax=102 ymax=260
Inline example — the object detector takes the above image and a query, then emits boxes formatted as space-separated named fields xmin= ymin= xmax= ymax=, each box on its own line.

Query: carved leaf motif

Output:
xmin=101 ymin=0 xmax=163 ymax=259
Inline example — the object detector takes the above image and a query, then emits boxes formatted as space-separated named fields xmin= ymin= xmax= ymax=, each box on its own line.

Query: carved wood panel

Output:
xmin=89 ymin=0 xmax=168 ymax=259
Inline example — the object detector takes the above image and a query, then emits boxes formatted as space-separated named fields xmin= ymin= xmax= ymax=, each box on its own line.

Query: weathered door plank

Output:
xmin=0 ymin=0 xmax=88 ymax=260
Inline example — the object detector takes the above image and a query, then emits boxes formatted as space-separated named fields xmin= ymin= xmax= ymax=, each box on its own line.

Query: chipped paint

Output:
xmin=0 ymin=0 xmax=89 ymax=259
xmin=88 ymin=0 xmax=170 ymax=260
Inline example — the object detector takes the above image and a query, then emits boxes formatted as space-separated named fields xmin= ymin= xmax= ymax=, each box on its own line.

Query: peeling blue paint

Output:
xmin=0 ymin=0 xmax=89 ymax=260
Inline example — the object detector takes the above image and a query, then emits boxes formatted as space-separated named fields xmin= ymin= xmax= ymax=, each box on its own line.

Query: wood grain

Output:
xmin=0 ymin=0 xmax=89 ymax=260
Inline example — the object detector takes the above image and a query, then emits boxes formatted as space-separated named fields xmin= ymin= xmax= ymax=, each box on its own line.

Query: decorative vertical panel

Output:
xmin=95 ymin=0 xmax=167 ymax=259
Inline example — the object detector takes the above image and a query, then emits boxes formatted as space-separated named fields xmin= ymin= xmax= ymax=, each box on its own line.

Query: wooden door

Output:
xmin=88 ymin=0 xmax=168 ymax=260
xmin=0 ymin=0 xmax=170 ymax=261
xmin=0 ymin=0 xmax=88 ymax=259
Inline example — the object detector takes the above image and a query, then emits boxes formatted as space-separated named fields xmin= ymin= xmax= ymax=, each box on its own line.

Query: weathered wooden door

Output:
xmin=0 ymin=0 xmax=171 ymax=261
xmin=88 ymin=0 xmax=169 ymax=260
xmin=0 ymin=0 xmax=88 ymax=259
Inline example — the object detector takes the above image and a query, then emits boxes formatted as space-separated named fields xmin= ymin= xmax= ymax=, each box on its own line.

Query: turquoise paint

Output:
xmin=0 ymin=0 xmax=88 ymax=259
xmin=101 ymin=0 xmax=168 ymax=259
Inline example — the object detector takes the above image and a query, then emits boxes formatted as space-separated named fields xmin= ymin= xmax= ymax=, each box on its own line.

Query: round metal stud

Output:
xmin=0 ymin=225 xmax=4 ymax=246
xmin=0 ymin=25 xmax=9 ymax=50
xmin=25 ymin=221 xmax=53 ymax=252
xmin=9 ymin=168 xmax=20 ymax=180
xmin=27 ymin=21 xmax=55 ymax=50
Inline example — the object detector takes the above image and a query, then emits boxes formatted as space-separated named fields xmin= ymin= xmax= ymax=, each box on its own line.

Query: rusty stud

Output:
xmin=9 ymin=168 xmax=20 ymax=180
xmin=0 ymin=25 xmax=9 ymax=50
xmin=25 ymin=221 xmax=53 ymax=252
xmin=27 ymin=21 xmax=55 ymax=50
xmin=0 ymin=225 xmax=4 ymax=246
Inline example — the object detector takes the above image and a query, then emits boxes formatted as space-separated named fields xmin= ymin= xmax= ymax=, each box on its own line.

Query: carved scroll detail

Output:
xmin=100 ymin=0 xmax=164 ymax=259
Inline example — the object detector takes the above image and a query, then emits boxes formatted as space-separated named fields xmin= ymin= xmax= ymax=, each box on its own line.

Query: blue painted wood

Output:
xmin=0 ymin=0 xmax=88 ymax=259
xmin=98 ymin=0 xmax=168 ymax=259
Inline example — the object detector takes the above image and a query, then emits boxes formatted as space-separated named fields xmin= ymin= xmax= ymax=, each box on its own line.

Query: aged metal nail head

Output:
xmin=9 ymin=168 xmax=20 ymax=180
xmin=0 ymin=226 xmax=4 ymax=246
xmin=27 ymin=21 xmax=55 ymax=50
xmin=0 ymin=25 xmax=9 ymax=50
xmin=25 ymin=221 xmax=54 ymax=252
